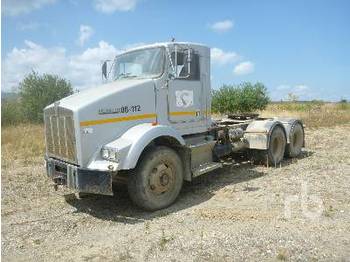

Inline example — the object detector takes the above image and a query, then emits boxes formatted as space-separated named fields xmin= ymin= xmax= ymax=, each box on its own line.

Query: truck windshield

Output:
xmin=113 ymin=47 xmax=164 ymax=80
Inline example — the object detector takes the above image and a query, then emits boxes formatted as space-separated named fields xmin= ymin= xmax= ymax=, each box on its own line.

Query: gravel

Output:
xmin=2 ymin=125 xmax=350 ymax=261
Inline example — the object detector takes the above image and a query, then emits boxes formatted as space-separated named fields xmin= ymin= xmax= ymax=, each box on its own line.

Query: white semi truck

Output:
xmin=44 ymin=42 xmax=304 ymax=210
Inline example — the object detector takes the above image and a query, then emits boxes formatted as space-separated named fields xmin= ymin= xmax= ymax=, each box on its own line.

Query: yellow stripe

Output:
xmin=80 ymin=110 xmax=208 ymax=127
xmin=80 ymin=113 xmax=157 ymax=127
xmin=169 ymin=111 xmax=196 ymax=116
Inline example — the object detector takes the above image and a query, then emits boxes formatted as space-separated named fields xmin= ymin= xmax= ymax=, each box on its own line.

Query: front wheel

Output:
xmin=127 ymin=146 xmax=183 ymax=211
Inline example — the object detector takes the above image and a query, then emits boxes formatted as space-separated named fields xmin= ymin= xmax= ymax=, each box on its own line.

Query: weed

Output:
xmin=276 ymin=248 xmax=289 ymax=261
xmin=144 ymin=221 xmax=150 ymax=233
xmin=323 ymin=205 xmax=335 ymax=218
xmin=118 ymin=248 xmax=133 ymax=261
xmin=1 ymin=124 xmax=45 ymax=169
xmin=261 ymin=102 xmax=350 ymax=128
xmin=159 ymin=229 xmax=174 ymax=251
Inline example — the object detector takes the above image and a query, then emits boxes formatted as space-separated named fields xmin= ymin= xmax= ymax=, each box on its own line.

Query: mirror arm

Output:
xmin=174 ymin=44 xmax=178 ymax=77
xmin=187 ymin=49 xmax=191 ymax=75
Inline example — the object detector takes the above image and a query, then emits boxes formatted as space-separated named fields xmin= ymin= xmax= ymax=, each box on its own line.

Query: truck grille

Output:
xmin=44 ymin=106 xmax=77 ymax=164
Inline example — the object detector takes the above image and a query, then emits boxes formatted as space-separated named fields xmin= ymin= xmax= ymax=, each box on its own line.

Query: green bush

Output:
xmin=337 ymin=99 xmax=350 ymax=110
xmin=212 ymin=82 xmax=270 ymax=114
xmin=19 ymin=72 xmax=73 ymax=123
xmin=1 ymin=99 xmax=25 ymax=126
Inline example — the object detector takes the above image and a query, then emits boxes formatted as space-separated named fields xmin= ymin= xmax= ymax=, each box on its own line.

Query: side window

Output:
xmin=171 ymin=51 xmax=200 ymax=80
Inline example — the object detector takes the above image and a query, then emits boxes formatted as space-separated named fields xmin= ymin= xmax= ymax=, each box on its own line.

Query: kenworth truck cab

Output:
xmin=44 ymin=42 xmax=304 ymax=210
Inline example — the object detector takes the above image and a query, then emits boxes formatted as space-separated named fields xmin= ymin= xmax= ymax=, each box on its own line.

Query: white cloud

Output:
xmin=122 ymin=42 xmax=147 ymax=50
xmin=295 ymin=84 xmax=309 ymax=91
xmin=94 ymin=0 xmax=138 ymax=13
xmin=233 ymin=61 xmax=255 ymax=75
xmin=2 ymin=40 xmax=67 ymax=90
xmin=211 ymin=48 xmax=239 ymax=65
xmin=2 ymin=40 xmax=121 ymax=91
xmin=272 ymin=84 xmax=312 ymax=101
xmin=276 ymin=84 xmax=290 ymax=91
xmin=78 ymin=25 xmax=94 ymax=46
xmin=69 ymin=41 xmax=119 ymax=89
xmin=210 ymin=20 xmax=234 ymax=33
xmin=3 ymin=0 xmax=56 ymax=16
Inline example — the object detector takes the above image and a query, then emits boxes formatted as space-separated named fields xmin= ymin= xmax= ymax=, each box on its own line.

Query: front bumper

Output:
xmin=45 ymin=157 xmax=113 ymax=195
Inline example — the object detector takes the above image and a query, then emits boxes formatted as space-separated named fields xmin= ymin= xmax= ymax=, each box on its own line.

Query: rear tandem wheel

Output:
xmin=254 ymin=125 xmax=287 ymax=166
xmin=286 ymin=122 xmax=304 ymax=158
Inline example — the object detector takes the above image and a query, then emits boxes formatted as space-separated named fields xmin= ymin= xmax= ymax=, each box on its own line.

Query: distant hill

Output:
xmin=1 ymin=91 xmax=19 ymax=101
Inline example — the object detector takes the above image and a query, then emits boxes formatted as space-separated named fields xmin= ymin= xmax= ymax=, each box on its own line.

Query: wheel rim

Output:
xmin=149 ymin=163 xmax=175 ymax=195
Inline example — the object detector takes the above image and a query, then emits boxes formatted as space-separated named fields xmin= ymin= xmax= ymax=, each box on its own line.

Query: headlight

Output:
xmin=101 ymin=147 xmax=118 ymax=162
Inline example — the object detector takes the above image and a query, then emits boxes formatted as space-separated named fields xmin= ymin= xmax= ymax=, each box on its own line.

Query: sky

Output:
xmin=1 ymin=0 xmax=350 ymax=101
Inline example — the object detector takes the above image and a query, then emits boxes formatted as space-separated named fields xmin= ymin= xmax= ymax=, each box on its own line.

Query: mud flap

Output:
xmin=75 ymin=169 xmax=113 ymax=196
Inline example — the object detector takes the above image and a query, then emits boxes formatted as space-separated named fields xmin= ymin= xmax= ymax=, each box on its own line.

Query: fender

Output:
xmin=103 ymin=123 xmax=185 ymax=170
xmin=244 ymin=119 xmax=286 ymax=150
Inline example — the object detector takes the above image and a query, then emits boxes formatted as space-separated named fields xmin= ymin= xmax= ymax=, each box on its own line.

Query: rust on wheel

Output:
xmin=149 ymin=163 xmax=175 ymax=195
xmin=127 ymin=146 xmax=183 ymax=211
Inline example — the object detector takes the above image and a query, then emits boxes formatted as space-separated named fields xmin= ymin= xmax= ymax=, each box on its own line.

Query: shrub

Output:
xmin=1 ymin=99 xmax=25 ymax=126
xmin=212 ymin=82 xmax=270 ymax=114
xmin=19 ymin=71 xmax=73 ymax=123
xmin=337 ymin=99 xmax=350 ymax=110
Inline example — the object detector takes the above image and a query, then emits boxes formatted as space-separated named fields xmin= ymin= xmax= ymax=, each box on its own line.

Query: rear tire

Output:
xmin=267 ymin=125 xmax=286 ymax=165
xmin=127 ymin=146 xmax=183 ymax=211
xmin=286 ymin=122 xmax=304 ymax=157
xmin=254 ymin=125 xmax=286 ymax=166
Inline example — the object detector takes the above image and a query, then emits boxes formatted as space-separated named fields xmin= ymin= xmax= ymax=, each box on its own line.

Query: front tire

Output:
xmin=127 ymin=146 xmax=183 ymax=211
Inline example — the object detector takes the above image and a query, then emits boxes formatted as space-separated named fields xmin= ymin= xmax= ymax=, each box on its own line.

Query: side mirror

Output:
xmin=102 ymin=61 xmax=108 ymax=80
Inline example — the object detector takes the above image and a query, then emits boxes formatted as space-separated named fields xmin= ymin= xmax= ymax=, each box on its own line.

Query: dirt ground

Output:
xmin=2 ymin=124 xmax=350 ymax=261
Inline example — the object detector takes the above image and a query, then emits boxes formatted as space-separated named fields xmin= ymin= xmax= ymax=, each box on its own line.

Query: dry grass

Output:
xmin=260 ymin=102 xmax=350 ymax=128
xmin=1 ymin=124 xmax=45 ymax=169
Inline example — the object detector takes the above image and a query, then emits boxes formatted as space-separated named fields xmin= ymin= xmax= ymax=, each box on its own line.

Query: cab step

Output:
xmin=192 ymin=162 xmax=223 ymax=177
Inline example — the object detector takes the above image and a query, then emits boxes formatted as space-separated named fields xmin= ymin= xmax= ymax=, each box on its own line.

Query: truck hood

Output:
xmin=52 ymin=79 xmax=154 ymax=112
xmin=44 ymin=78 xmax=157 ymax=167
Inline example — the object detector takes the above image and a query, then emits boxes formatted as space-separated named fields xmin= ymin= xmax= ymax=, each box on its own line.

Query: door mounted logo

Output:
xmin=175 ymin=90 xmax=193 ymax=108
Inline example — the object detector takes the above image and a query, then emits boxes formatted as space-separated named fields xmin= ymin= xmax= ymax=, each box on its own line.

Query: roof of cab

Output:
xmin=124 ymin=42 xmax=209 ymax=53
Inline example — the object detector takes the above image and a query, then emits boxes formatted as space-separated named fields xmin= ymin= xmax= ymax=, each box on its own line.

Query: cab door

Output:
xmin=167 ymin=49 xmax=204 ymax=123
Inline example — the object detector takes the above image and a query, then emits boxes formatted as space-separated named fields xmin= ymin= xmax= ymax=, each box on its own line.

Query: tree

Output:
xmin=19 ymin=72 xmax=73 ymax=122
xmin=211 ymin=82 xmax=270 ymax=114
xmin=287 ymin=93 xmax=299 ymax=102
xmin=1 ymin=99 xmax=24 ymax=126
